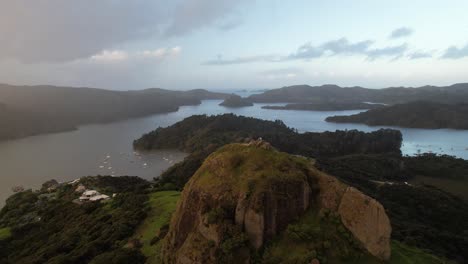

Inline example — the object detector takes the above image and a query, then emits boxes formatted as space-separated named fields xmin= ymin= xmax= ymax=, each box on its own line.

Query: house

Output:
xmin=79 ymin=189 xmax=110 ymax=202
xmin=89 ymin=194 xmax=110 ymax=202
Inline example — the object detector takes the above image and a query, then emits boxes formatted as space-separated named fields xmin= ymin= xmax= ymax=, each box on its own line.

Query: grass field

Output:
xmin=132 ymin=191 xmax=181 ymax=264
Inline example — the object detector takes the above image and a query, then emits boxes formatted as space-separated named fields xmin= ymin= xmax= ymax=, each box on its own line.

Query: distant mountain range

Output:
xmin=0 ymin=84 xmax=228 ymax=141
xmin=248 ymin=83 xmax=468 ymax=104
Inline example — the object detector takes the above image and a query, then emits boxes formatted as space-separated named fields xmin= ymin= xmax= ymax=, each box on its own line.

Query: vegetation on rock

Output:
xmin=161 ymin=142 xmax=393 ymax=263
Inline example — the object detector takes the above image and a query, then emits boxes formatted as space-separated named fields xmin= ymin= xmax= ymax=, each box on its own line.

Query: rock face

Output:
xmin=315 ymin=172 xmax=392 ymax=260
xmin=162 ymin=143 xmax=392 ymax=263
xmin=338 ymin=187 xmax=392 ymax=260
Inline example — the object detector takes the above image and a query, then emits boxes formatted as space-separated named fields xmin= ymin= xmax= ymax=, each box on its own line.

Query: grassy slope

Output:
xmin=132 ymin=191 xmax=181 ymax=264
xmin=0 ymin=227 xmax=11 ymax=240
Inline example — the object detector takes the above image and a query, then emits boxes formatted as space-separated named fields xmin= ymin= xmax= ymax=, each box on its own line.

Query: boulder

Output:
xmin=338 ymin=187 xmax=392 ymax=260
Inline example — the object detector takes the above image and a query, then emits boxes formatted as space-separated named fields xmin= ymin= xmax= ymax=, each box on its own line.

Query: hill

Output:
xmin=326 ymin=101 xmax=468 ymax=129
xmin=133 ymin=114 xmax=402 ymax=189
xmin=248 ymin=83 xmax=468 ymax=105
xmin=161 ymin=142 xmax=449 ymax=263
xmin=219 ymin=94 xmax=253 ymax=107
xmin=0 ymin=84 xmax=228 ymax=141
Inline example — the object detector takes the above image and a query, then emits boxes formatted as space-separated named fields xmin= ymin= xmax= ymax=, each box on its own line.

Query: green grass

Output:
xmin=390 ymin=241 xmax=452 ymax=264
xmin=132 ymin=191 xmax=181 ymax=264
xmin=0 ymin=227 xmax=11 ymax=240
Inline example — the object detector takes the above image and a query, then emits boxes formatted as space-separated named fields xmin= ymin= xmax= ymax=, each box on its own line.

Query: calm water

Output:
xmin=1 ymin=99 xmax=468 ymax=205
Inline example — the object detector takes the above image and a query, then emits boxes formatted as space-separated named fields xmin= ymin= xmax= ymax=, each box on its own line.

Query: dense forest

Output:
xmin=262 ymin=102 xmax=384 ymax=111
xmin=248 ymin=83 xmax=468 ymax=104
xmin=326 ymin=101 xmax=468 ymax=129
xmin=134 ymin=114 xmax=402 ymax=190
xmin=0 ymin=84 xmax=228 ymax=141
xmin=0 ymin=176 xmax=150 ymax=264
xmin=317 ymin=153 xmax=468 ymax=262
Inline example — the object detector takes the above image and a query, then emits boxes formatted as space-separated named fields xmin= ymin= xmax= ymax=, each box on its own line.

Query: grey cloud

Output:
xmin=442 ymin=44 xmax=468 ymax=59
xmin=290 ymin=38 xmax=406 ymax=60
xmin=408 ymin=51 xmax=432 ymax=59
xmin=205 ymin=38 xmax=410 ymax=65
xmin=164 ymin=0 xmax=247 ymax=36
xmin=321 ymin=38 xmax=373 ymax=54
xmin=0 ymin=0 xmax=246 ymax=62
xmin=389 ymin=27 xmax=414 ymax=39
xmin=366 ymin=44 xmax=408 ymax=59
xmin=288 ymin=43 xmax=324 ymax=59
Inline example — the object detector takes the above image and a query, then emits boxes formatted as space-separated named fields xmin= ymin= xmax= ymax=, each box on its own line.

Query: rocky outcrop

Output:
xmin=161 ymin=143 xmax=392 ymax=263
xmin=338 ymin=187 xmax=391 ymax=260
xmin=314 ymin=171 xmax=392 ymax=260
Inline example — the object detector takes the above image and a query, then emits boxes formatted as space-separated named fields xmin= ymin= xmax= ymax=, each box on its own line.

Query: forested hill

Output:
xmin=133 ymin=114 xmax=402 ymax=190
xmin=0 ymin=84 xmax=228 ymax=141
xmin=248 ymin=83 xmax=468 ymax=104
xmin=326 ymin=101 xmax=468 ymax=129
xmin=134 ymin=114 xmax=402 ymax=157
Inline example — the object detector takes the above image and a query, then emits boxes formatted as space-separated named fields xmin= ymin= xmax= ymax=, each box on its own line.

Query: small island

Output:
xmin=219 ymin=94 xmax=253 ymax=107
xmin=326 ymin=101 xmax=468 ymax=129
xmin=262 ymin=102 xmax=384 ymax=111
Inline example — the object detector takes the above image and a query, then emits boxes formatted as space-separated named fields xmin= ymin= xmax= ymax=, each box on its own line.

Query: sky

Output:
xmin=0 ymin=0 xmax=468 ymax=90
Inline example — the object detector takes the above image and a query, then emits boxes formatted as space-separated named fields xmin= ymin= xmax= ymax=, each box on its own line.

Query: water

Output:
xmin=1 ymin=99 xmax=468 ymax=205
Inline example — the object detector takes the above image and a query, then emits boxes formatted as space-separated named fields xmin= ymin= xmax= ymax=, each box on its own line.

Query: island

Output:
xmin=219 ymin=94 xmax=253 ymax=107
xmin=325 ymin=101 xmax=468 ymax=129
xmin=262 ymin=102 xmax=384 ymax=111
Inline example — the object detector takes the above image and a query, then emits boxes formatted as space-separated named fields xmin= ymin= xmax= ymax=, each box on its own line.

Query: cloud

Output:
xmin=203 ymin=55 xmax=280 ymax=65
xmin=442 ymin=44 xmax=468 ymax=59
xmin=389 ymin=27 xmax=414 ymax=39
xmin=139 ymin=47 xmax=182 ymax=59
xmin=366 ymin=44 xmax=408 ymax=59
xmin=288 ymin=38 xmax=374 ymax=59
xmin=0 ymin=0 xmax=245 ymax=62
xmin=321 ymin=38 xmax=373 ymax=54
xmin=164 ymin=0 xmax=247 ymax=36
xmin=90 ymin=50 xmax=129 ymax=62
xmin=90 ymin=47 xmax=181 ymax=63
xmin=205 ymin=36 xmax=410 ymax=65
xmin=408 ymin=51 xmax=432 ymax=59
